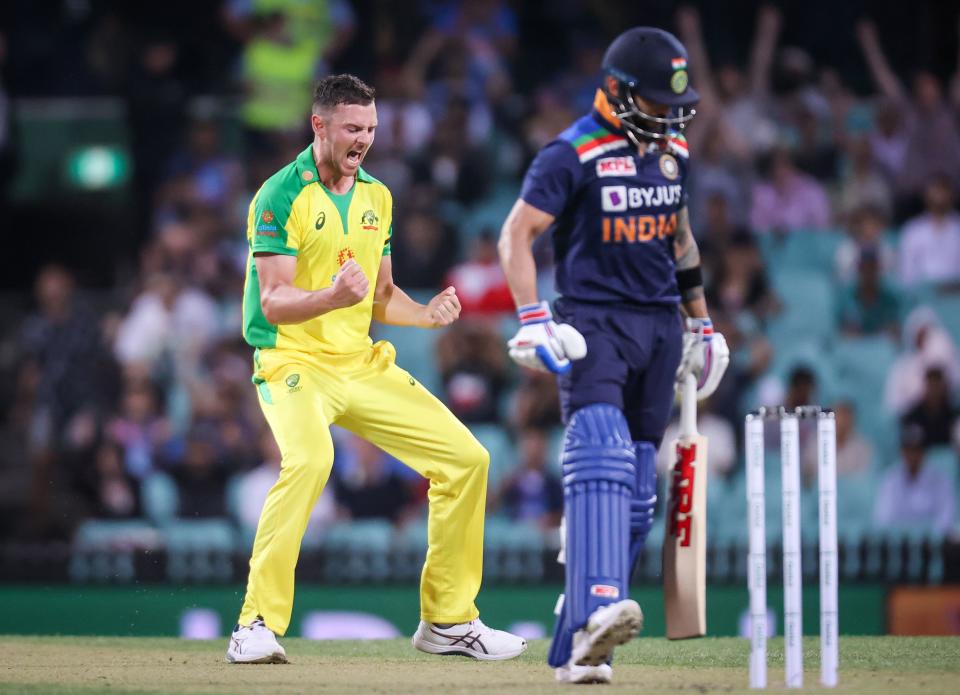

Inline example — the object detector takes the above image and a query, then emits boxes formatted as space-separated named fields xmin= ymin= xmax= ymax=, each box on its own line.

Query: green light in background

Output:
xmin=66 ymin=146 xmax=130 ymax=190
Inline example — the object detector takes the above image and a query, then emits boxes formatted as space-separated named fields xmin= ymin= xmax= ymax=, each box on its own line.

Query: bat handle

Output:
xmin=680 ymin=372 xmax=698 ymax=437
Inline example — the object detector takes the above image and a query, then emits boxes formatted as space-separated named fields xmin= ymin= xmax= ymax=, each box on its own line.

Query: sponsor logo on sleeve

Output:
xmin=596 ymin=156 xmax=637 ymax=177
xmin=315 ymin=211 xmax=326 ymax=230
xmin=601 ymin=185 xmax=628 ymax=212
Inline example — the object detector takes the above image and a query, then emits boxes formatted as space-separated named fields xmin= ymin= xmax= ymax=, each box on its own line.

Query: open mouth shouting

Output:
xmin=345 ymin=147 xmax=364 ymax=169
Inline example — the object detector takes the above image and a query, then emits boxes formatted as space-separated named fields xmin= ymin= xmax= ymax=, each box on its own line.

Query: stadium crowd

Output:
xmin=1 ymin=1 xmax=959 ymax=557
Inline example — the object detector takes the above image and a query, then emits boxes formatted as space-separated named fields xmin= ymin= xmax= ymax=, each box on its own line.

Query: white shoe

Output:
xmin=412 ymin=618 xmax=527 ymax=661
xmin=555 ymin=662 xmax=613 ymax=684
xmin=571 ymin=599 xmax=643 ymax=667
xmin=225 ymin=618 xmax=288 ymax=664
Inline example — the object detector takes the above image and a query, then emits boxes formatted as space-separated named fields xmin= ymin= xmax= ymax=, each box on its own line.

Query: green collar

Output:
xmin=296 ymin=145 xmax=374 ymax=186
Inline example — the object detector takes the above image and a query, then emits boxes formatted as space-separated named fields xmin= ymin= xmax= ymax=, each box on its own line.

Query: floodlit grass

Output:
xmin=1 ymin=635 xmax=958 ymax=694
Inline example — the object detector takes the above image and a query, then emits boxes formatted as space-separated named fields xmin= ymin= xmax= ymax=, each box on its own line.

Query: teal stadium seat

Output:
xmin=141 ymin=472 xmax=179 ymax=526
xmin=831 ymin=336 xmax=899 ymax=460
xmin=163 ymin=519 xmax=237 ymax=582
xmin=483 ymin=516 xmax=545 ymax=581
xmin=928 ymin=292 xmax=960 ymax=347
xmin=759 ymin=230 xmax=843 ymax=273
xmin=767 ymin=270 xmax=836 ymax=349
xmin=322 ymin=519 xmax=394 ymax=582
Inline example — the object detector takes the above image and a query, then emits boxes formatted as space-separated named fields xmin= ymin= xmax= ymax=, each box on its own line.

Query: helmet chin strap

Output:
xmin=604 ymin=84 xmax=696 ymax=146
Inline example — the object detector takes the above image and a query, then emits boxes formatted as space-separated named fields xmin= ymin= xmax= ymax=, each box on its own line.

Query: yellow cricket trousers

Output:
xmin=238 ymin=340 xmax=489 ymax=635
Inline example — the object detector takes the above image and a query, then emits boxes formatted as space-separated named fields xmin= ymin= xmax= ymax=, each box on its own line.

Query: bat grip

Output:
xmin=680 ymin=373 xmax=698 ymax=437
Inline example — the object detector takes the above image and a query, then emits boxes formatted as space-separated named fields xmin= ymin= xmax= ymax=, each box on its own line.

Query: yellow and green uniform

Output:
xmin=238 ymin=146 xmax=488 ymax=635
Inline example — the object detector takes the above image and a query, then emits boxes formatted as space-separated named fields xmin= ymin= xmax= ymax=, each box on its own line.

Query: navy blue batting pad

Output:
xmin=548 ymin=403 xmax=635 ymax=667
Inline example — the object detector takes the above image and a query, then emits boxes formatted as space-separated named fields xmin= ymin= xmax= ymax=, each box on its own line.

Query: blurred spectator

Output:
xmin=801 ymin=401 xmax=874 ymax=482
xmin=749 ymin=148 xmax=832 ymax=233
xmin=835 ymin=246 xmax=900 ymax=337
xmin=236 ymin=430 xmax=335 ymax=536
xmin=333 ymin=433 xmax=418 ymax=524
xmin=705 ymin=232 xmax=777 ymax=324
xmin=837 ymin=136 xmax=892 ymax=222
xmin=834 ymin=205 xmax=896 ymax=283
xmin=885 ymin=306 xmax=960 ymax=415
xmin=80 ymin=441 xmax=141 ymax=519
xmin=386 ymin=207 xmax=458 ymax=291
xmin=436 ymin=319 xmax=508 ymax=424
xmin=897 ymin=174 xmax=960 ymax=288
xmin=445 ymin=231 xmax=515 ymax=317
xmin=113 ymin=272 xmax=220 ymax=375
xmin=231 ymin=2 xmax=355 ymax=150
xmin=160 ymin=118 xmax=243 ymax=215
xmin=656 ymin=399 xmax=736 ymax=480
xmin=170 ymin=425 xmax=230 ymax=518
xmin=872 ymin=423 xmax=956 ymax=534
xmin=106 ymin=378 xmax=172 ymax=481
xmin=857 ymin=21 xmax=960 ymax=208
xmin=19 ymin=266 xmax=117 ymax=457
xmin=902 ymin=367 xmax=959 ymax=448
xmin=125 ymin=35 xmax=186 ymax=227
xmin=510 ymin=371 xmax=562 ymax=430
xmin=494 ymin=427 xmax=562 ymax=530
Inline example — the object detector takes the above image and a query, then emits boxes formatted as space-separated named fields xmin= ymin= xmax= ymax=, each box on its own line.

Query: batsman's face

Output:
xmin=315 ymin=102 xmax=377 ymax=178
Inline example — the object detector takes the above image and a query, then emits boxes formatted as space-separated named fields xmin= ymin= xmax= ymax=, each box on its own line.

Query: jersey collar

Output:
xmin=296 ymin=145 xmax=375 ymax=186
xmin=591 ymin=89 xmax=628 ymax=137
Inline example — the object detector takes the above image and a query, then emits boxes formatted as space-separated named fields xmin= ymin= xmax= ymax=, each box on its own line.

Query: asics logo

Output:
xmin=429 ymin=627 xmax=488 ymax=654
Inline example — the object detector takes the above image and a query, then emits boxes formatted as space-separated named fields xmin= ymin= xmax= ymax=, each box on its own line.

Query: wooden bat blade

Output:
xmin=662 ymin=433 xmax=708 ymax=639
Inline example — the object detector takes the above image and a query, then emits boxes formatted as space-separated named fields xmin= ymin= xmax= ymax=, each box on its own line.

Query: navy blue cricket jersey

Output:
xmin=520 ymin=106 xmax=690 ymax=306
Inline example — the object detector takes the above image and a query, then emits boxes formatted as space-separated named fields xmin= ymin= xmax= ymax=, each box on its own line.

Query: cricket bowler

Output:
xmin=226 ymin=74 xmax=526 ymax=664
xmin=498 ymin=28 xmax=729 ymax=683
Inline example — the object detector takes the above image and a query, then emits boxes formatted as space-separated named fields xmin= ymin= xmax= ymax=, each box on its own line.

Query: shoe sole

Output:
xmin=555 ymin=668 xmax=612 ymax=684
xmin=225 ymin=652 xmax=288 ymax=664
xmin=411 ymin=634 xmax=527 ymax=661
xmin=572 ymin=599 xmax=643 ymax=667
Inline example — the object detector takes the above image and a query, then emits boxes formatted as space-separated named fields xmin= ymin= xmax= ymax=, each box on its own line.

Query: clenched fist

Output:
xmin=422 ymin=286 xmax=461 ymax=328
xmin=330 ymin=260 xmax=368 ymax=309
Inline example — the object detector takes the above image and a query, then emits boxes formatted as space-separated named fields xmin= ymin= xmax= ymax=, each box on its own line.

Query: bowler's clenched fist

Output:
xmin=423 ymin=286 xmax=461 ymax=328
xmin=331 ymin=259 xmax=368 ymax=308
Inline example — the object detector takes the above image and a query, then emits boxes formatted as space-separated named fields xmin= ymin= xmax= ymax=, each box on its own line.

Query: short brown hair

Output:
xmin=312 ymin=74 xmax=375 ymax=114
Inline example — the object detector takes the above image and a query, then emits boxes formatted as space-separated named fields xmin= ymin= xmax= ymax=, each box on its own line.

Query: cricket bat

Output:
xmin=662 ymin=372 xmax=708 ymax=639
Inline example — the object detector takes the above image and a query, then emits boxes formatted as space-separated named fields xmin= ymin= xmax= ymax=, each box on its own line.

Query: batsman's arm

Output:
xmin=372 ymin=255 xmax=461 ymax=328
xmin=673 ymin=206 xmax=708 ymax=319
xmin=497 ymin=199 xmax=556 ymax=306
xmin=256 ymin=252 xmax=367 ymax=324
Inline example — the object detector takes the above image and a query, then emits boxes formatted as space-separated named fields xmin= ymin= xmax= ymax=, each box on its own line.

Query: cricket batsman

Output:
xmin=226 ymin=74 xmax=526 ymax=664
xmin=498 ymin=28 xmax=729 ymax=683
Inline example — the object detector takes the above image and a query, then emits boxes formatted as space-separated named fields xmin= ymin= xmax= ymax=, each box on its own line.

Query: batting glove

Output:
xmin=676 ymin=317 xmax=730 ymax=400
xmin=507 ymin=301 xmax=587 ymax=374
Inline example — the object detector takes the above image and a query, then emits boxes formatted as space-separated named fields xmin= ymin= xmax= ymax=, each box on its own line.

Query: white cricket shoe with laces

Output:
xmin=225 ymin=618 xmax=288 ymax=664
xmin=555 ymin=661 xmax=614 ymax=684
xmin=571 ymin=599 xmax=643 ymax=667
xmin=412 ymin=618 xmax=527 ymax=660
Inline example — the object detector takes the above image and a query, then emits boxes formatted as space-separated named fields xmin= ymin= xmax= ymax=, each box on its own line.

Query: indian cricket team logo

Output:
xmin=285 ymin=373 xmax=301 ymax=392
xmin=337 ymin=247 xmax=355 ymax=266
xmin=361 ymin=209 xmax=379 ymax=231
xmin=659 ymin=153 xmax=679 ymax=181
xmin=670 ymin=57 xmax=688 ymax=94
xmin=261 ymin=210 xmax=274 ymax=223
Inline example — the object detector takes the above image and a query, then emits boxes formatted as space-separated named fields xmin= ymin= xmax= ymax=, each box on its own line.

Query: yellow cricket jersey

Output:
xmin=242 ymin=145 xmax=393 ymax=354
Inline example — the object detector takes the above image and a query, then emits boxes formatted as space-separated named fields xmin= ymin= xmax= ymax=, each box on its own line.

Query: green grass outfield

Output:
xmin=1 ymin=636 xmax=957 ymax=694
